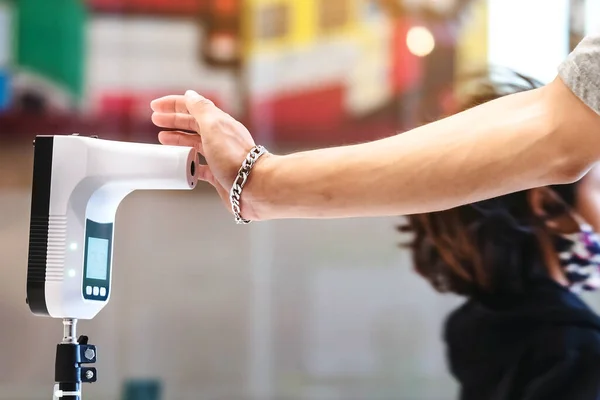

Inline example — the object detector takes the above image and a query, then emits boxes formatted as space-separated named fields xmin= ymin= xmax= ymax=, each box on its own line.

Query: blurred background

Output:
xmin=0 ymin=0 xmax=599 ymax=399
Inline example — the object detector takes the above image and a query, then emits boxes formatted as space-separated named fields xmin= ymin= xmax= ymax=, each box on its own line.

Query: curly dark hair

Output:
xmin=401 ymin=70 xmax=579 ymax=297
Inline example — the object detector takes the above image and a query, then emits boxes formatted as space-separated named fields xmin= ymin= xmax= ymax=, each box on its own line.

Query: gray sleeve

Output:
xmin=558 ymin=34 xmax=600 ymax=115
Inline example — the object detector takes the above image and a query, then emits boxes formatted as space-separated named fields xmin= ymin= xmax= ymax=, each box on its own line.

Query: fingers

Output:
xmin=158 ymin=130 xmax=213 ymax=184
xmin=187 ymin=158 xmax=230 ymax=206
xmin=152 ymin=112 xmax=198 ymax=132
xmin=150 ymin=95 xmax=189 ymax=114
xmin=157 ymin=125 xmax=230 ymax=207
xmin=150 ymin=92 xmax=217 ymax=116
xmin=151 ymin=91 xmax=221 ymax=134
xmin=213 ymin=181 xmax=231 ymax=208
xmin=198 ymin=169 xmax=232 ymax=214
xmin=202 ymin=167 xmax=230 ymax=205
xmin=158 ymin=131 xmax=204 ymax=154
xmin=184 ymin=90 xmax=219 ymax=129
xmin=197 ymin=167 xmax=227 ymax=197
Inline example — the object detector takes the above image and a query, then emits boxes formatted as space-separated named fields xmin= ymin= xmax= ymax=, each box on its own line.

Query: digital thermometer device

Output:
xmin=25 ymin=134 xmax=199 ymax=399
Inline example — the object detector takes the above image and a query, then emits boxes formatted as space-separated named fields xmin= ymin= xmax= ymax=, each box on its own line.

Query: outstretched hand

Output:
xmin=150 ymin=90 xmax=266 ymax=220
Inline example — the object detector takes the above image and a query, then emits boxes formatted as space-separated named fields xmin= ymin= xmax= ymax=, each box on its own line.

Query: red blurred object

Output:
xmin=99 ymin=93 xmax=137 ymax=117
xmin=214 ymin=0 xmax=238 ymax=15
xmin=88 ymin=0 xmax=207 ymax=15
xmin=0 ymin=104 xmax=396 ymax=148
xmin=390 ymin=17 xmax=423 ymax=93
xmin=96 ymin=90 xmax=222 ymax=117
xmin=251 ymin=85 xmax=345 ymax=135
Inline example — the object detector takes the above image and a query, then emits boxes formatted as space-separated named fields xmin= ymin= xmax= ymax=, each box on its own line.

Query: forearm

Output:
xmin=250 ymin=78 xmax=600 ymax=220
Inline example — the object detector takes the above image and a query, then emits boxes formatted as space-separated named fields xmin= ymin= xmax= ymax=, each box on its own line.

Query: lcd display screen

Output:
xmin=86 ymin=237 xmax=109 ymax=280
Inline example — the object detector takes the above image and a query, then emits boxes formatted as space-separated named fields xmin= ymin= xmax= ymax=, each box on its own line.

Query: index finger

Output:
xmin=150 ymin=95 xmax=189 ymax=114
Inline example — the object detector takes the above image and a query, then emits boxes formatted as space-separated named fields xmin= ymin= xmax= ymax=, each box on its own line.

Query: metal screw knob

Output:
xmin=84 ymin=349 xmax=95 ymax=360
xmin=85 ymin=370 xmax=94 ymax=380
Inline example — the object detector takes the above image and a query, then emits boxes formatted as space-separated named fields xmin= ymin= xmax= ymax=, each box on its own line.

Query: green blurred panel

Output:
xmin=16 ymin=0 xmax=86 ymax=99
xmin=121 ymin=379 xmax=162 ymax=400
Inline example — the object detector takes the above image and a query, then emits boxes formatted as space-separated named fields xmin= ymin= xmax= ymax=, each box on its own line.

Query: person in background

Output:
xmin=402 ymin=72 xmax=600 ymax=400
xmin=150 ymin=35 xmax=600 ymax=223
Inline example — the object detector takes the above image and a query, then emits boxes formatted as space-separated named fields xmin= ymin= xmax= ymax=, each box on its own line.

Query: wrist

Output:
xmin=240 ymin=151 xmax=282 ymax=221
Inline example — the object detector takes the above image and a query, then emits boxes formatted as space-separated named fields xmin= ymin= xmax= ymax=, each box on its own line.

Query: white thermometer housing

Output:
xmin=26 ymin=134 xmax=199 ymax=319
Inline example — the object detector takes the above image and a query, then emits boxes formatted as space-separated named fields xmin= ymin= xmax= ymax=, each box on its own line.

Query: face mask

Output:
xmin=556 ymin=223 xmax=600 ymax=292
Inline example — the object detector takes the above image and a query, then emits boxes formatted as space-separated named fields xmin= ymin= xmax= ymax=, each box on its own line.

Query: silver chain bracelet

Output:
xmin=229 ymin=145 xmax=268 ymax=224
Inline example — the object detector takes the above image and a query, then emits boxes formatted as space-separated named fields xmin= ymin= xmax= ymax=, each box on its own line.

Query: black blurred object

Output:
xmin=17 ymin=91 xmax=48 ymax=115
xmin=446 ymin=278 xmax=600 ymax=399
xmin=121 ymin=379 xmax=162 ymax=400
xmin=54 ymin=335 xmax=98 ymax=400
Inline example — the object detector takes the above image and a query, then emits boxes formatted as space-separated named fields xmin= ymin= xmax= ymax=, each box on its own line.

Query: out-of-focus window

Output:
xmin=318 ymin=0 xmax=351 ymax=33
xmin=256 ymin=3 xmax=289 ymax=41
xmin=488 ymin=0 xmax=569 ymax=84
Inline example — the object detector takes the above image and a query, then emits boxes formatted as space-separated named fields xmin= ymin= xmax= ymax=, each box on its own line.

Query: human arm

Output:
xmin=249 ymin=77 xmax=600 ymax=220
xmin=151 ymin=36 xmax=600 ymax=221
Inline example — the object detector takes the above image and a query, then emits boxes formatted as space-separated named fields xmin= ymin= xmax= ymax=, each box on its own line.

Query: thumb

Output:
xmin=184 ymin=90 xmax=217 ymax=127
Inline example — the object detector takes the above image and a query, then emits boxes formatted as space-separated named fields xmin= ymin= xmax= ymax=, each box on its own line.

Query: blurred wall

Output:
xmin=85 ymin=16 xmax=242 ymax=116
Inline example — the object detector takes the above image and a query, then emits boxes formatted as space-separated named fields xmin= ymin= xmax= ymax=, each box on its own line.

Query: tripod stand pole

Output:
xmin=52 ymin=319 xmax=97 ymax=400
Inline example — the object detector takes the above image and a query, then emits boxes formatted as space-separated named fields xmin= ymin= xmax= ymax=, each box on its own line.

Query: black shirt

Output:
xmin=444 ymin=278 xmax=600 ymax=400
